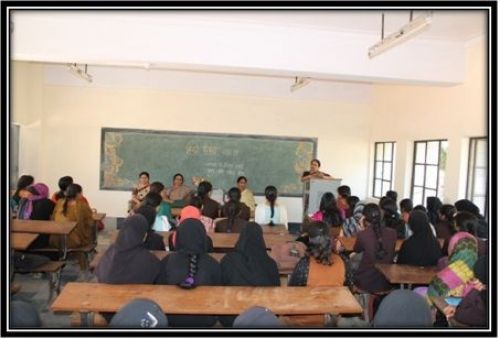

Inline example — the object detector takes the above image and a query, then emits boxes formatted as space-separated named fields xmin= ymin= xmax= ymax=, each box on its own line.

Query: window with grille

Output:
xmin=372 ymin=142 xmax=395 ymax=198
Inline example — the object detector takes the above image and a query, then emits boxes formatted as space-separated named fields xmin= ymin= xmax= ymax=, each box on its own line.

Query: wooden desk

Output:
xmin=375 ymin=263 xmax=438 ymax=288
xmin=92 ymin=213 xmax=106 ymax=221
xmin=11 ymin=232 xmax=39 ymax=251
xmin=261 ymin=224 xmax=288 ymax=234
xmin=11 ymin=219 xmax=77 ymax=260
xmin=51 ymin=282 xmax=362 ymax=326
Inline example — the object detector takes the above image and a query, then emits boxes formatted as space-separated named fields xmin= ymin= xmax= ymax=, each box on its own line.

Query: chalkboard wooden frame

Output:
xmin=100 ymin=127 xmax=317 ymax=197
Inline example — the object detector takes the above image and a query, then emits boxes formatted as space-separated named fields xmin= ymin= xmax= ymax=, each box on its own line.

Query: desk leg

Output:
xmin=61 ymin=235 xmax=68 ymax=261
xmin=81 ymin=312 xmax=94 ymax=327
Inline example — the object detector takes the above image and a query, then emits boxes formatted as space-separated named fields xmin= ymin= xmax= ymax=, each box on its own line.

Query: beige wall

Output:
xmin=369 ymin=38 xmax=487 ymax=204
xmin=12 ymin=74 xmax=373 ymax=219
xmin=11 ymin=38 xmax=486 ymax=219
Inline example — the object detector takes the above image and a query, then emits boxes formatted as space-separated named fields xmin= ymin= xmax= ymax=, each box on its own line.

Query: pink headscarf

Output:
xmin=19 ymin=183 xmax=49 ymax=220
xmin=179 ymin=206 xmax=201 ymax=223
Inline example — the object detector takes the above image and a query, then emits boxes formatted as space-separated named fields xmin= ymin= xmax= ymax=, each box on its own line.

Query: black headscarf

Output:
xmin=159 ymin=218 xmax=221 ymax=327
xmin=221 ymin=222 xmax=280 ymax=286
xmin=397 ymin=210 xmax=442 ymax=267
xmin=426 ymin=197 xmax=443 ymax=226
xmin=96 ymin=214 xmax=161 ymax=284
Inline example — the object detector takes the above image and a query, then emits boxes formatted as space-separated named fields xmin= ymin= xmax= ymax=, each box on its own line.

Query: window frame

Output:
xmin=466 ymin=136 xmax=488 ymax=217
xmin=372 ymin=141 xmax=395 ymax=198
xmin=410 ymin=139 xmax=448 ymax=205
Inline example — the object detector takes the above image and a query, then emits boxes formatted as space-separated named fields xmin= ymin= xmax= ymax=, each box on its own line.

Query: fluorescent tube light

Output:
xmin=368 ymin=13 xmax=432 ymax=59
xmin=290 ymin=77 xmax=311 ymax=92
xmin=67 ymin=63 xmax=93 ymax=83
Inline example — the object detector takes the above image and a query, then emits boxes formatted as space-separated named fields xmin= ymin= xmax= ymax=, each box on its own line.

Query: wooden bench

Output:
xmin=51 ymin=282 xmax=363 ymax=327
xmin=375 ymin=263 xmax=438 ymax=289
xmin=14 ymin=261 xmax=66 ymax=302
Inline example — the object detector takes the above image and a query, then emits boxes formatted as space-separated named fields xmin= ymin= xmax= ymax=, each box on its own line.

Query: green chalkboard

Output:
xmin=100 ymin=128 xmax=316 ymax=197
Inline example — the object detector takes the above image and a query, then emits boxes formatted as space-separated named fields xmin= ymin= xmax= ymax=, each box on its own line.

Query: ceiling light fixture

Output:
xmin=67 ymin=63 xmax=93 ymax=83
xmin=368 ymin=11 xmax=433 ymax=59
xmin=290 ymin=76 xmax=311 ymax=92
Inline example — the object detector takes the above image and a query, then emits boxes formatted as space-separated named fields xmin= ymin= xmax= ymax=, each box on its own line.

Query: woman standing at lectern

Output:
xmin=301 ymin=159 xmax=331 ymax=182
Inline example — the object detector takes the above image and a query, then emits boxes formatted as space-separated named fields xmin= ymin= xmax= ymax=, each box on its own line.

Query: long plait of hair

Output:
xmin=62 ymin=194 xmax=70 ymax=217
xmin=179 ymin=254 xmax=198 ymax=289
xmin=372 ymin=216 xmax=386 ymax=260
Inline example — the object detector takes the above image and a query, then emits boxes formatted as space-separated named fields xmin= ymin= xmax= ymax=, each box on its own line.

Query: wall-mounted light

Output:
xmin=368 ymin=11 xmax=433 ymax=58
xmin=290 ymin=76 xmax=311 ymax=92
xmin=67 ymin=63 xmax=93 ymax=83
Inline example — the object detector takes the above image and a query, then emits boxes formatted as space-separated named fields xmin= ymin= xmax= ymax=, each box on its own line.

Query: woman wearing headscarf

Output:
xmin=158 ymin=219 xmax=222 ymax=327
xmin=427 ymin=232 xmax=478 ymax=300
xmin=219 ymin=222 xmax=280 ymax=327
xmin=96 ymin=214 xmax=162 ymax=323
xmin=397 ymin=210 xmax=442 ymax=267
xmin=96 ymin=214 xmax=162 ymax=284
xmin=17 ymin=183 xmax=55 ymax=221
xmin=168 ymin=206 xmax=214 ymax=252
xmin=135 ymin=204 xmax=166 ymax=251
xmin=17 ymin=183 xmax=55 ymax=249
xmin=373 ymin=290 xmax=433 ymax=328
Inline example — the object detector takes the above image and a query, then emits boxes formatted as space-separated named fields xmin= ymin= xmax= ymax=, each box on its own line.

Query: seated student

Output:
xmin=373 ymin=290 xmax=433 ymax=328
xmin=254 ymin=186 xmax=288 ymax=227
xmin=380 ymin=198 xmax=405 ymax=239
xmin=215 ymin=200 xmax=247 ymax=233
xmin=10 ymin=174 xmax=34 ymax=215
xmin=233 ymin=306 xmax=283 ymax=328
xmin=188 ymin=195 xmax=214 ymax=233
xmin=135 ymin=204 xmax=166 ymax=251
xmin=96 ymin=214 xmax=162 ymax=284
xmin=157 ymin=219 xmax=222 ymax=327
xmin=163 ymin=173 xmax=191 ymax=208
xmin=342 ymin=201 xmax=365 ymax=238
xmin=17 ymin=183 xmax=55 ymax=221
xmin=399 ymin=198 xmax=414 ymax=239
xmin=109 ymin=298 xmax=168 ymax=328
xmin=51 ymin=176 xmax=89 ymax=205
xmin=96 ymin=214 xmax=163 ymax=324
xmin=222 ymin=187 xmax=251 ymax=221
xmin=413 ymin=205 xmax=437 ymax=237
xmin=147 ymin=181 xmax=174 ymax=231
xmin=426 ymin=197 xmax=443 ymax=228
xmin=289 ymin=221 xmax=346 ymax=287
xmin=454 ymin=199 xmax=488 ymax=239
xmin=168 ymin=206 xmax=214 ymax=252
xmin=197 ymin=181 xmax=220 ymax=219
xmin=435 ymin=204 xmax=457 ymax=249
xmin=455 ymin=211 xmax=487 ymax=257
xmin=50 ymin=184 xmax=94 ymax=267
xmin=310 ymin=192 xmax=342 ymax=226
xmin=337 ymin=185 xmax=351 ymax=197
xmin=427 ymin=232 xmax=478 ymax=300
xmin=128 ymin=171 xmax=151 ymax=214
xmin=385 ymin=190 xmax=398 ymax=204
xmin=220 ymin=222 xmax=280 ymax=327
xmin=17 ymin=183 xmax=55 ymax=249
xmin=444 ymin=256 xmax=487 ymax=327
xmin=397 ymin=210 xmax=442 ymax=267
xmin=353 ymin=204 xmax=397 ymax=294
xmin=237 ymin=176 xmax=256 ymax=216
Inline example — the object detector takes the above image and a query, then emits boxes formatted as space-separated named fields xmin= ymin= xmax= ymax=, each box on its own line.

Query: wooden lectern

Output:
xmin=303 ymin=178 xmax=342 ymax=220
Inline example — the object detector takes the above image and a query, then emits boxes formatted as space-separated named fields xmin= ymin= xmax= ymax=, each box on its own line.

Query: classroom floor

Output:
xmin=11 ymin=219 xmax=117 ymax=328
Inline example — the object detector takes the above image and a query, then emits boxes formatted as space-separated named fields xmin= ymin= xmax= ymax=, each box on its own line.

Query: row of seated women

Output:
xmin=96 ymin=199 xmax=487 ymax=327
xmin=11 ymin=175 xmax=95 ymax=269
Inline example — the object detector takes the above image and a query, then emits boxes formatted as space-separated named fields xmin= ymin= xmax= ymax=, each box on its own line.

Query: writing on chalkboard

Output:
xmin=100 ymin=128 xmax=317 ymax=197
